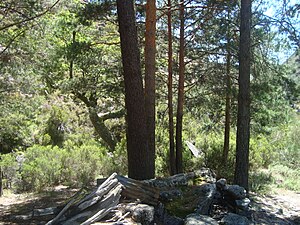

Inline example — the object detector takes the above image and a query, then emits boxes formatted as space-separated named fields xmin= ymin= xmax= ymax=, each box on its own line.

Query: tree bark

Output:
xmin=175 ymin=0 xmax=185 ymax=174
xmin=167 ymin=0 xmax=176 ymax=176
xmin=223 ymin=52 xmax=231 ymax=165
xmin=234 ymin=0 xmax=251 ymax=192
xmin=76 ymin=93 xmax=118 ymax=151
xmin=144 ymin=0 xmax=156 ymax=178
xmin=0 ymin=166 xmax=3 ymax=197
xmin=223 ymin=8 xmax=232 ymax=166
xmin=117 ymin=0 xmax=155 ymax=180
xmin=88 ymin=108 xmax=117 ymax=151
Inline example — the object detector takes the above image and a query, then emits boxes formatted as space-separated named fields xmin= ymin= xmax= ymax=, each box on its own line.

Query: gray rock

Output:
xmin=225 ymin=185 xmax=247 ymax=200
xmin=146 ymin=172 xmax=194 ymax=188
xmin=221 ymin=213 xmax=250 ymax=225
xmin=236 ymin=198 xmax=251 ymax=210
xmin=160 ymin=189 xmax=182 ymax=202
xmin=194 ymin=168 xmax=216 ymax=183
xmin=155 ymin=203 xmax=184 ymax=225
xmin=132 ymin=204 xmax=154 ymax=225
xmin=216 ymin=178 xmax=227 ymax=191
xmin=185 ymin=213 xmax=218 ymax=225
xmin=195 ymin=183 xmax=216 ymax=215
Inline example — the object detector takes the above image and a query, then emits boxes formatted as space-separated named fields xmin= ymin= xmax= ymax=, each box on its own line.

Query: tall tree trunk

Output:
xmin=223 ymin=8 xmax=232 ymax=165
xmin=168 ymin=0 xmax=176 ymax=175
xmin=144 ymin=0 xmax=156 ymax=178
xmin=175 ymin=0 xmax=185 ymax=174
xmin=0 ymin=166 xmax=3 ymax=197
xmin=234 ymin=0 xmax=251 ymax=191
xmin=117 ymin=0 xmax=155 ymax=180
xmin=167 ymin=0 xmax=176 ymax=175
xmin=223 ymin=53 xmax=231 ymax=165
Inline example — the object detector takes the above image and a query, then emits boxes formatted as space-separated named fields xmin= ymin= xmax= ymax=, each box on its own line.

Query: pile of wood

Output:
xmin=46 ymin=173 xmax=160 ymax=225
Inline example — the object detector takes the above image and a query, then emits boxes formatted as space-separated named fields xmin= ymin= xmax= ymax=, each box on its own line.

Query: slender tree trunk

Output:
xmin=76 ymin=93 xmax=118 ymax=152
xmin=117 ymin=0 xmax=155 ymax=180
xmin=223 ymin=8 xmax=232 ymax=165
xmin=69 ymin=31 xmax=76 ymax=79
xmin=0 ymin=166 xmax=3 ymax=197
xmin=223 ymin=53 xmax=231 ymax=165
xmin=168 ymin=0 xmax=176 ymax=175
xmin=234 ymin=0 xmax=251 ymax=191
xmin=144 ymin=0 xmax=156 ymax=178
xmin=175 ymin=0 xmax=185 ymax=174
xmin=88 ymin=108 xmax=117 ymax=151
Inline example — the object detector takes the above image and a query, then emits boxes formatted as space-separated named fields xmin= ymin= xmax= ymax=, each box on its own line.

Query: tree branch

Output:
xmin=0 ymin=0 xmax=61 ymax=32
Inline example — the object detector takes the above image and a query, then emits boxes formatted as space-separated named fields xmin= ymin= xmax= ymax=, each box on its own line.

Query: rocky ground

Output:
xmin=250 ymin=188 xmax=300 ymax=224
xmin=0 ymin=174 xmax=300 ymax=225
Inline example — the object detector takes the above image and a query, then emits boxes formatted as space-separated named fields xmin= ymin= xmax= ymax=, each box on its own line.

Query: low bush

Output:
xmin=13 ymin=141 xmax=110 ymax=192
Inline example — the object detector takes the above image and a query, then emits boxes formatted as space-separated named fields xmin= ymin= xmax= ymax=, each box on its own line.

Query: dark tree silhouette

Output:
xmin=234 ymin=0 xmax=252 ymax=191
xmin=116 ymin=0 xmax=155 ymax=180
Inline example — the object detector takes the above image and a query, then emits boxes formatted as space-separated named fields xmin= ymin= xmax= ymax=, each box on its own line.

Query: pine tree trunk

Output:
xmin=234 ymin=0 xmax=251 ymax=191
xmin=223 ymin=54 xmax=231 ymax=165
xmin=175 ymin=0 xmax=185 ymax=174
xmin=167 ymin=0 xmax=176 ymax=176
xmin=223 ymin=8 xmax=232 ymax=165
xmin=117 ymin=0 xmax=155 ymax=180
xmin=0 ymin=166 xmax=3 ymax=197
xmin=144 ymin=0 xmax=156 ymax=178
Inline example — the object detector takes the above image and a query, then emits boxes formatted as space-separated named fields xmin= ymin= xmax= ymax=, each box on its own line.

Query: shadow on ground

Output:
xmin=0 ymin=187 xmax=78 ymax=225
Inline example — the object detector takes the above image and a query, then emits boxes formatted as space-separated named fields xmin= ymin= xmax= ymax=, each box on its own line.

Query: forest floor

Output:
xmin=0 ymin=186 xmax=300 ymax=225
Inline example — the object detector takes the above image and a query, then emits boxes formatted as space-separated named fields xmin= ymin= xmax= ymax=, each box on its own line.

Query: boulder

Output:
xmin=194 ymin=168 xmax=216 ymax=183
xmin=160 ymin=189 xmax=183 ymax=202
xmin=225 ymin=185 xmax=247 ymax=200
xmin=155 ymin=203 xmax=184 ymax=225
xmin=195 ymin=183 xmax=216 ymax=215
xmin=131 ymin=204 xmax=154 ymax=225
xmin=216 ymin=178 xmax=227 ymax=191
xmin=221 ymin=213 xmax=250 ymax=225
xmin=236 ymin=198 xmax=251 ymax=210
xmin=185 ymin=213 xmax=218 ymax=225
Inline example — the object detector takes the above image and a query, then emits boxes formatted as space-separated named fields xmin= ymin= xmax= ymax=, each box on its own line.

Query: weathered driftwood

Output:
xmin=144 ymin=168 xmax=216 ymax=189
xmin=117 ymin=175 xmax=160 ymax=206
xmin=46 ymin=173 xmax=122 ymax=225
xmin=33 ymin=207 xmax=60 ymax=217
xmin=46 ymin=173 xmax=159 ymax=225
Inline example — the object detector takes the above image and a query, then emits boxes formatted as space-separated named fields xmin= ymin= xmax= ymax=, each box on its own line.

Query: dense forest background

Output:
xmin=0 ymin=0 xmax=299 ymax=193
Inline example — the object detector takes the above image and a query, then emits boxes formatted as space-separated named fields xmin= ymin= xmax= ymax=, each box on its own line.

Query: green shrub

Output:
xmin=249 ymin=170 xmax=274 ymax=193
xmin=268 ymin=164 xmax=300 ymax=191
xmin=20 ymin=145 xmax=64 ymax=191
xmin=249 ymin=134 xmax=274 ymax=169
xmin=0 ymin=153 xmax=19 ymax=189
xmin=17 ymin=142 xmax=109 ymax=191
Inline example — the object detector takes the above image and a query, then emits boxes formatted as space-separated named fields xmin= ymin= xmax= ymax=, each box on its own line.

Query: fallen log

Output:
xmin=117 ymin=175 xmax=159 ymax=206
xmin=46 ymin=173 xmax=160 ymax=225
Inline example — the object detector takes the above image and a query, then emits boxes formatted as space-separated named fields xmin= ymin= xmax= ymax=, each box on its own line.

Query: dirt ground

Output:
xmin=0 ymin=186 xmax=300 ymax=225
xmin=250 ymin=188 xmax=300 ymax=224
xmin=0 ymin=186 xmax=78 ymax=225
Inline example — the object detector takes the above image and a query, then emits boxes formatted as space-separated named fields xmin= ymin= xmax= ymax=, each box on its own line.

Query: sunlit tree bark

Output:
xmin=234 ymin=0 xmax=252 ymax=191
xmin=144 ymin=0 xmax=156 ymax=178
xmin=117 ymin=0 xmax=155 ymax=180
xmin=175 ymin=0 xmax=185 ymax=174
xmin=167 ymin=0 xmax=176 ymax=175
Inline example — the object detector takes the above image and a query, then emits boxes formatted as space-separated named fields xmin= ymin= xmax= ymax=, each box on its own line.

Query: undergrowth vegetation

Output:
xmin=1 ymin=113 xmax=299 ymax=193
xmin=0 ymin=0 xmax=299 ymax=196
